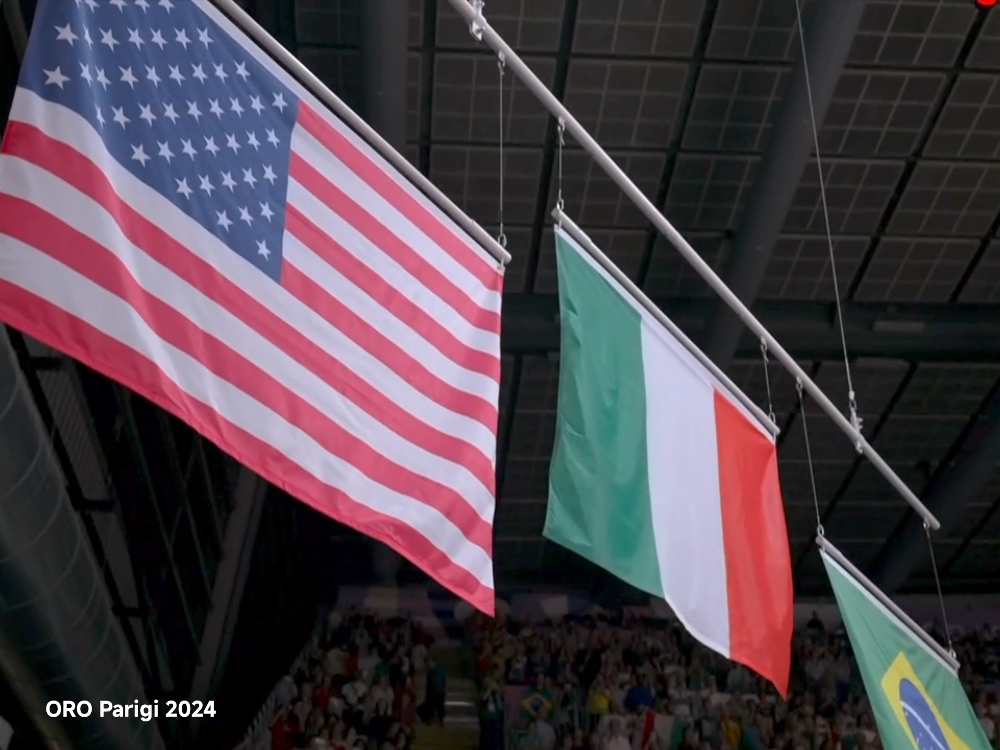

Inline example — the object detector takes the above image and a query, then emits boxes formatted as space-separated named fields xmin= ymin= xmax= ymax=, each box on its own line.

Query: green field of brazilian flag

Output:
xmin=822 ymin=552 xmax=991 ymax=750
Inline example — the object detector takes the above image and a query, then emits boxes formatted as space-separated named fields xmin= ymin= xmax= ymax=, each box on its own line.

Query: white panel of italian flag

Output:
xmin=545 ymin=226 xmax=794 ymax=695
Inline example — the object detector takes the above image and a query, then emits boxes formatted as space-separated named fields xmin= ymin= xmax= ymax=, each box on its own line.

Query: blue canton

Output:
xmin=19 ymin=0 xmax=299 ymax=281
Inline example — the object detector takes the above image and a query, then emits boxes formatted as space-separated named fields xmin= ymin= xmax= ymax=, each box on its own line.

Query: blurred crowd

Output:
xmin=266 ymin=611 xmax=448 ymax=750
xmin=466 ymin=611 xmax=1000 ymax=750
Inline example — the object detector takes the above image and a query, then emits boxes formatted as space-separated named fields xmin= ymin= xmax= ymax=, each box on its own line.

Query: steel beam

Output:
xmin=869 ymin=378 xmax=1000 ymax=594
xmin=362 ymin=0 xmax=409 ymax=586
xmin=362 ymin=0 xmax=407 ymax=155
xmin=500 ymin=295 xmax=1000 ymax=363
xmin=702 ymin=0 xmax=866 ymax=368
xmin=0 ymin=328 xmax=166 ymax=750
xmin=1 ymin=0 xmax=27 ymax=60
xmin=188 ymin=468 xmax=268 ymax=741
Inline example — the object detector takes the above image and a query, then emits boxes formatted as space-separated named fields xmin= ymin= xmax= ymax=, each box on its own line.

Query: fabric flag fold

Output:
xmin=0 ymin=0 xmax=501 ymax=612
xmin=822 ymin=550 xmax=991 ymax=750
xmin=545 ymin=227 xmax=793 ymax=695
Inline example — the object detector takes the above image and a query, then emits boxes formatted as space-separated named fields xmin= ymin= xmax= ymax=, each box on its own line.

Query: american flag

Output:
xmin=0 ymin=0 xmax=502 ymax=613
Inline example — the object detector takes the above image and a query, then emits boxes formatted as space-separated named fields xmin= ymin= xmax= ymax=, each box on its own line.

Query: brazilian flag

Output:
xmin=822 ymin=551 xmax=991 ymax=750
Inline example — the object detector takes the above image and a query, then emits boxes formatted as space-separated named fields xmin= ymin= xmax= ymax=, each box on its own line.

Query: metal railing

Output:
xmin=233 ymin=637 xmax=315 ymax=750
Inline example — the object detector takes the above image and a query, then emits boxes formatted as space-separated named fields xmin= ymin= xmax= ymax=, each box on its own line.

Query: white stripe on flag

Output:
xmin=643 ymin=320 xmax=731 ymax=658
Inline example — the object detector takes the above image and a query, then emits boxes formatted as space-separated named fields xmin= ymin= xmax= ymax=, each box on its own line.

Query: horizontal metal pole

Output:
xmin=445 ymin=0 xmax=939 ymax=531
xmin=501 ymin=297 xmax=1000 ymax=362
xmin=554 ymin=209 xmax=778 ymax=436
xmin=207 ymin=0 xmax=511 ymax=267
xmin=817 ymin=536 xmax=959 ymax=672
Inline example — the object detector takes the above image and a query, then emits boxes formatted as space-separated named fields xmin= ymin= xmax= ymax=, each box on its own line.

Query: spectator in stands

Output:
xmin=396 ymin=675 xmax=418 ymax=732
xmin=422 ymin=656 xmax=447 ymax=726
xmin=270 ymin=704 xmax=300 ymax=750
xmin=472 ymin=609 xmax=1000 ymax=750
xmin=261 ymin=610 xmax=434 ymax=750
xmin=522 ymin=674 xmax=555 ymax=722
xmin=602 ymin=717 xmax=630 ymax=750
xmin=479 ymin=677 xmax=504 ymax=750
xmin=520 ymin=717 xmax=556 ymax=750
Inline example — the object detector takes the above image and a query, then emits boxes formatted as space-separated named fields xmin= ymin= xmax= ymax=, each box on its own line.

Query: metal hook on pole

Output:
xmin=556 ymin=118 xmax=566 ymax=227
xmin=469 ymin=0 xmax=486 ymax=41
xmin=760 ymin=339 xmax=777 ymax=427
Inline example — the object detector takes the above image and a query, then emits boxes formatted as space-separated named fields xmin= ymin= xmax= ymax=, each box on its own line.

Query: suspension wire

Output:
xmin=792 ymin=0 xmax=863 ymax=449
xmin=797 ymin=379 xmax=824 ymax=537
xmin=497 ymin=52 xmax=507 ymax=249
xmin=924 ymin=521 xmax=957 ymax=657
xmin=556 ymin=118 xmax=566 ymax=227
xmin=760 ymin=339 xmax=777 ymax=427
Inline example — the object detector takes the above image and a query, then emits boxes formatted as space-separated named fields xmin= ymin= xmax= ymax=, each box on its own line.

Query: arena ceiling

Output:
xmin=330 ymin=0 xmax=1000 ymax=598
xmin=3 ymin=2 xmax=1000 ymax=744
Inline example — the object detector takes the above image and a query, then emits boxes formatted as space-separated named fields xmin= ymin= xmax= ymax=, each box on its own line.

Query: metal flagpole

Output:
xmin=206 ymin=0 xmax=512 ymax=268
xmin=555 ymin=209 xmax=779 ymax=437
xmin=817 ymin=536 xmax=959 ymax=671
xmin=445 ymin=0 xmax=940 ymax=531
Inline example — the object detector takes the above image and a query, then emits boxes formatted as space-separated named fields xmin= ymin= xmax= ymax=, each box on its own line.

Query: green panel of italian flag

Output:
xmin=545 ymin=227 xmax=795 ymax=696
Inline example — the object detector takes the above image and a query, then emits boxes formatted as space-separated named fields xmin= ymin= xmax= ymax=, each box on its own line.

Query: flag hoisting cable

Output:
xmin=792 ymin=0 xmax=863 ymax=450
xmin=447 ymin=0 xmax=941 ymax=531
xmin=817 ymin=536 xmax=959 ymax=672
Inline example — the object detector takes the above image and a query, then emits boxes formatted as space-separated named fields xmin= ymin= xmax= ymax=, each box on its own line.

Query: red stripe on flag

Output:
xmin=296 ymin=104 xmax=503 ymax=294
xmin=2 ymin=123 xmax=499 ymax=434
xmin=285 ymin=205 xmax=500 ymax=380
xmin=0 ymin=193 xmax=495 ymax=555
xmin=0 ymin=280 xmax=495 ymax=615
xmin=289 ymin=152 xmax=501 ymax=335
xmin=282 ymin=258 xmax=496 ymax=493
xmin=714 ymin=389 xmax=794 ymax=697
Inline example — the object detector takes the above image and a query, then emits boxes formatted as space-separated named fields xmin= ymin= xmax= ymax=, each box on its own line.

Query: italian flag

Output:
xmin=545 ymin=227 xmax=794 ymax=695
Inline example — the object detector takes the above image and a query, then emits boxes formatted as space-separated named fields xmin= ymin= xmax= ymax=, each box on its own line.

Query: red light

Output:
xmin=976 ymin=0 xmax=997 ymax=7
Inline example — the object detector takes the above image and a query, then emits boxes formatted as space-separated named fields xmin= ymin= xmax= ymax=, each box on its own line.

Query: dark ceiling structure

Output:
xmin=413 ymin=0 xmax=1000 ymax=600
xmin=4 ymin=0 xmax=1000 ymax=747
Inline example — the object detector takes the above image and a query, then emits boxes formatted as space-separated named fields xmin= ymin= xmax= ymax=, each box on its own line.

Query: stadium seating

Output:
xmin=467 ymin=610 xmax=1000 ymax=750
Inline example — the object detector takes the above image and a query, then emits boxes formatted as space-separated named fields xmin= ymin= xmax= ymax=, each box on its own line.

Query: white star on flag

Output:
xmin=99 ymin=29 xmax=119 ymax=51
xmin=111 ymin=106 xmax=130 ymax=128
xmin=130 ymin=144 xmax=150 ymax=166
xmin=157 ymin=141 xmax=175 ymax=162
xmin=119 ymin=66 xmax=138 ymax=88
xmin=55 ymin=24 xmax=79 ymax=45
xmin=43 ymin=67 xmax=70 ymax=88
